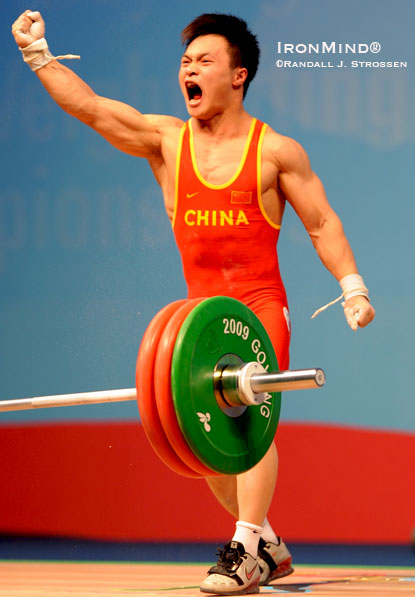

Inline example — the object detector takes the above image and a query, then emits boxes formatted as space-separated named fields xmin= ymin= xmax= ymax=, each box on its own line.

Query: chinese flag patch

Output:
xmin=231 ymin=191 xmax=252 ymax=204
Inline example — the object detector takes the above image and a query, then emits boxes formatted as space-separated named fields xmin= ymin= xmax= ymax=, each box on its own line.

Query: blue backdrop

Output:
xmin=1 ymin=0 xmax=414 ymax=431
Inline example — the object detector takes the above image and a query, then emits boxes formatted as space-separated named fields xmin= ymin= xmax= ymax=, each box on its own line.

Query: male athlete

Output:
xmin=12 ymin=10 xmax=375 ymax=596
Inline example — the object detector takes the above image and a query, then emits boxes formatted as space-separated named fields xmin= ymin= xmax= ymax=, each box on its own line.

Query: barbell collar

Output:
xmin=217 ymin=364 xmax=326 ymax=408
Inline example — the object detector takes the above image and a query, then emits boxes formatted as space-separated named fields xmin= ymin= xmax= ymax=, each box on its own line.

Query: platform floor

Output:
xmin=1 ymin=561 xmax=414 ymax=596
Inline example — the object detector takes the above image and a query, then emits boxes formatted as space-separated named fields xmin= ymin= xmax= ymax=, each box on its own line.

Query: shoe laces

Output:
xmin=215 ymin=544 xmax=242 ymax=571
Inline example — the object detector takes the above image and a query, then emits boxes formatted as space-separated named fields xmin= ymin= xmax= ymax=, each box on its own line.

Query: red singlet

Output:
xmin=173 ymin=118 xmax=290 ymax=369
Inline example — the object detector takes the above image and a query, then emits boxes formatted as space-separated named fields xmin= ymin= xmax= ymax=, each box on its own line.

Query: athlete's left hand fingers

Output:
xmin=343 ymin=296 xmax=375 ymax=331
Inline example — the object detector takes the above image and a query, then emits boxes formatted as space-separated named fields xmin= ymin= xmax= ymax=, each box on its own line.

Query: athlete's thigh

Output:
xmin=252 ymin=302 xmax=291 ymax=370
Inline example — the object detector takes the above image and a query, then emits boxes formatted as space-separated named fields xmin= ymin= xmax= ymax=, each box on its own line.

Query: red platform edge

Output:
xmin=0 ymin=421 xmax=413 ymax=543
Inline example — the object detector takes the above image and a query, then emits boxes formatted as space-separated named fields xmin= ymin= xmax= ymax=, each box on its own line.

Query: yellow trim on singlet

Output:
xmin=172 ymin=123 xmax=187 ymax=229
xmin=257 ymin=123 xmax=281 ymax=230
xmin=188 ymin=117 xmax=257 ymax=190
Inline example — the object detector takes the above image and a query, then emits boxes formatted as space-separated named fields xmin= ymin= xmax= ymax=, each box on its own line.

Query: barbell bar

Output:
xmin=0 ymin=368 xmax=324 ymax=413
xmin=0 ymin=388 xmax=136 ymax=412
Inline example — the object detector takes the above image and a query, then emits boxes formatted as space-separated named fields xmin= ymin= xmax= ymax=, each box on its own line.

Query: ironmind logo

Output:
xmin=184 ymin=210 xmax=249 ymax=226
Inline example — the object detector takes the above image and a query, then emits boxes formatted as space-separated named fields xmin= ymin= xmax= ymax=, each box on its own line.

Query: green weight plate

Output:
xmin=171 ymin=296 xmax=280 ymax=475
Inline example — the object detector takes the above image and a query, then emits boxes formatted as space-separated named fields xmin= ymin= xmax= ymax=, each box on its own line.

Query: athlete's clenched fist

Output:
xmin=12 ymin=10 xmax=45 ymax=48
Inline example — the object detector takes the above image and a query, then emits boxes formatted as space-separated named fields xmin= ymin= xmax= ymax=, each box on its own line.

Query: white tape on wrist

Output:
xmin=20 ymin=37 xmax=80 ymax=72
xmin=339 ymin=273 xmax=369 ymax=301
xmin=311 ymin=273 xmax=369 ymax=319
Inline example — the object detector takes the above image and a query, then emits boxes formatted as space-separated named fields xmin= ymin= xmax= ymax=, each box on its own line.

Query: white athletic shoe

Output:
xmin=200 ymin=541 xmax=260 ymax=595
xmin=257 ymin=537 xmax=294 ymax=585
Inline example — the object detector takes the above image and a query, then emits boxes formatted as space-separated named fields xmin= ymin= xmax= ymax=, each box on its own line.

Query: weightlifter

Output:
xmin=12 ymin=10 xmax=375 ymax=596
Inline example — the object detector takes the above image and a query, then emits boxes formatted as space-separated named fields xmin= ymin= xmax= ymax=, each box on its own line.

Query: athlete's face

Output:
xmin=179 ymin=34 xmax=246 ymax=119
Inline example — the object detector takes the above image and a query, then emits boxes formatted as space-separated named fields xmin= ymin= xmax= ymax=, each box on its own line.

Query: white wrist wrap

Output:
xmin=311 ymin=273 xmax=369 ymax=319
xmin=19 ymin=37 xmax=80 ymax=72
xmin=339 ymin=274 xmax=369 ymax=301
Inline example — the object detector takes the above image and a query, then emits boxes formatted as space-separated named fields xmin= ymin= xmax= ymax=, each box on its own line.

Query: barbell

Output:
xmin=0 ymin=296 xmax=325 ymax=476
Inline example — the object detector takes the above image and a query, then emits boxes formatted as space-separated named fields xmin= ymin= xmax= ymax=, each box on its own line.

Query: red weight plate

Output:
xmin=136 ymin=300 xmax=203 ymax=478
xmin=154 ymin=299 xmax=218 ymax=477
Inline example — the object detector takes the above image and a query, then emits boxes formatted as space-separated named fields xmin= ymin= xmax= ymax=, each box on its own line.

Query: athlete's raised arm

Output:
xmin=11 ymin=10 xmax=181 ymax=159
xmin=273 ymin=133 xmax=375 ymax=330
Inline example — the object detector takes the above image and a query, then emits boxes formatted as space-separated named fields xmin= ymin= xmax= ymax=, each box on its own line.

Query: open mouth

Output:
xmin=186 ymin=82 xmax=203 ymax=104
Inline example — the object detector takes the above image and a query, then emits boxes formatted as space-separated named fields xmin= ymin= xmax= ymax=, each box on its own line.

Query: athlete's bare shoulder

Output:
xmin=144 ymin=114 xmax=184 ymax=136
xmin=144 ymin=114 xmax=184 ymax=159
xmin=262 ymin=125 xmax=312 ymax=178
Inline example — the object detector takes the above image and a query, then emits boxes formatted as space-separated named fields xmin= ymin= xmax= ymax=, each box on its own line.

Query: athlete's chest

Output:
xmin=191 ymin=138 xmax=249 ymax=185
xmin=183 ymin=137 xmax=279 ymax=200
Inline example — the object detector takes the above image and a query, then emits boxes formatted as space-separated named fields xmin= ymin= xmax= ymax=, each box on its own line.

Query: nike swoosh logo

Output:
xmin=186 ymin=192 xmax=199 ymax=198
xmin=246 ymin=563 xmax=257 ymax=581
